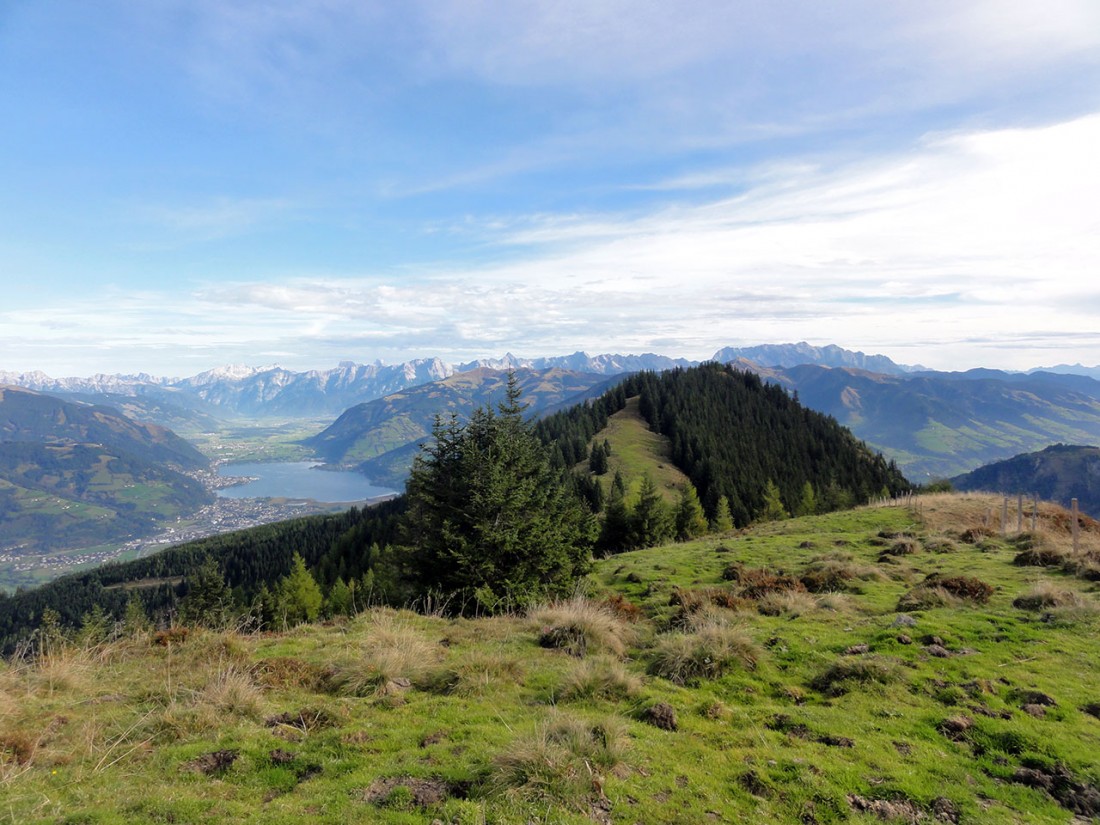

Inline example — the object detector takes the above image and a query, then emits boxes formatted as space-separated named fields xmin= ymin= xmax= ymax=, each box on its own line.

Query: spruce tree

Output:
xmin=599 ymin=476 xmax=632 ymax=553
xmin=675 ymin=482 xmax=709 ymax=541
xmin=711 ymin=495 xmax=734 ymax=533
xmin=403 ymin=373 xmax=593 ymax=608
xmin=796 ymin=481 xmax=818 ymax=517
xmin=630 ymin=474 xmax=673 ymax=549
xmin=179 ymin=556 xmax=233 ymax=629
xmin=276 ymin=552 xmax=323 ymax=626
xmin=758 ymin=479 xmax=789 ymax=522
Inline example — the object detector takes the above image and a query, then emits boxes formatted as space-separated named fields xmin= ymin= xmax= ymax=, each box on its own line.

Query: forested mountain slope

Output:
xmin=951 ymin=443 xmax=1100 ymax=518
xmin=734 ymin=364 xmax=1100 ymax=480
xmin=0 ymin=387 xmax=213 ymax=556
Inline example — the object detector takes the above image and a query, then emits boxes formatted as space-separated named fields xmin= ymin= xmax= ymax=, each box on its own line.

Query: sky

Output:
xmin=2 ymin=0 xmax=1099 ymax=378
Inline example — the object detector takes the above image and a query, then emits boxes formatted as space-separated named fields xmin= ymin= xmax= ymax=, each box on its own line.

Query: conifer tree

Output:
xmin=630 ymin=474 xmax=673 ymax=548
xmin=403 ymin=373 xmax=593 ymax=607
xmin=179 ymin=556 xmax=233 ymax=629
xmin=758 ymin=479 xmax=789 ymax=522
xmin=796 ymin=481 xmax=818 ymax=517
xmin=599 ymin=476 xmax=632 ymax=553
xmin=276 ymin=552 xmax=323 ymax=626
xmin=711 ymin=495 xmax=734 ymax=533
xmin=122 ymin=594 xmax=151 ymax=637
xmin=675 ymin=482 xmax=709 ymax=540
xmin=589 ymin=441 xmax=609 ymax=475
xmin=327 ymin=577 xmax=354 ymax=617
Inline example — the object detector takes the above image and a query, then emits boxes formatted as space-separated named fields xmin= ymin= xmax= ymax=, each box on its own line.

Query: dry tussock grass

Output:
xmin=421 ymin=648 xmax=526 ymax=696
xmin=490 ymin=713 xmax=629 ymax=807
xmin=800 ymin=553 xmax=885 ymax=593
xmin=559 ymin=655 xmax=642 ymax=701
xmin=756 ymin=589 xmax=819 ymax=617
xmin=197 ymin=665 xmax=264 ymax=718
xmin=648 ymin=616 xmax=759 ymax=684
xmin=1012 ymin=581 xmax=1087 ymax=611
xmin=335 ymin=609 xmax=442 ymax=696
xmin=530 ymin=596 xmax=636 ymax=658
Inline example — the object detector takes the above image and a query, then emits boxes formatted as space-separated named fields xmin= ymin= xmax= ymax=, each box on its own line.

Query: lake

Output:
xmin=216 ymin=462 xmax=397 ymax=503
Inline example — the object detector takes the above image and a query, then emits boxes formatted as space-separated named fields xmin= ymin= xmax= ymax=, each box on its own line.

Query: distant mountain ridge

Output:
xmin=0 ymin=385 xmax=208 ymax=470
xmin=306 ymin=367 xmax=618 ymax=486
xmin=0 ymin=352 xmax=690 ymax=419
xmin=736 ymin=365 xmax=1100 ymax=480
xmin=950 ymin=444 xmax=1100 ymax=519
xmin=0 ymin=386 xmax=212 ymax=556
xmin=712 ymin=342 xmax=922 ymax=374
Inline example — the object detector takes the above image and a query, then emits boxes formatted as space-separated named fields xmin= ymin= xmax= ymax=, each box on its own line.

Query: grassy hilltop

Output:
xmin=2 ymin=493 xmax=1099 ymax=824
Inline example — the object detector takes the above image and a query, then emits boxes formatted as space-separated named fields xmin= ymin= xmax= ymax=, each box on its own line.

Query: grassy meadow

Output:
xmin=2 ymin=493 xmax=1099 ymax=824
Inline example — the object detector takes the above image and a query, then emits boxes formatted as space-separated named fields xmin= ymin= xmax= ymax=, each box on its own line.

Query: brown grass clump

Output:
xmin=335 ymin=610 xmax=442 ymax=696
xmin=923 ymin=538 xmax=959 ymax=554
xmin=1012 ymin=581 xmax=1086 ymax=611
xmin=601 ymin=593 xmax=645 ymax=622
xmin=197 ymin=665 xmax=264 ymax=719
xmin=1063 ymin=550 xmax=1100 ymax=582
xmin=756 ymin=589 xmax=819 ymax=618
xmin=927 ymin=574 xmax=994 ymax=602
xmin=648 ymin=619 xmax=760 ymax=684
xmin=531 ymin=596 xmax=636 ymax=659
xmin=559 ymin=656 xmax=643 ymax=702
xmin=721 ymin=566 xmax=807 ymax=600
xmin=253 ymin=657 xmax=334 ymax=692
xmin=1014 ymin=539 xmax=1068 ymax=568
xmin=882 ymin=538 xmax=920 ymax=557
xmin=669 ymin=586 xmax=753 ymax=616
xmin=489 ymin=714 xmax=629 ymax=808
xmin=898 ymin=574 xmax=993 ymax=610
xmin=421 ymin=649 xmax=526 ymax=696
xmin=897 ymin=586 xmax=961 ymax=612
xmin=0 ymin=730 xmax=36 ymax=766
xmin=811 ymin=656 xmax=901 ymax=696
xmin=800 ymin=553 xmax=884 ymax=593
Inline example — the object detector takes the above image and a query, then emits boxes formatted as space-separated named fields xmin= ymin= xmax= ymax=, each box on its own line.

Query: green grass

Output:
xmin=586 ymin=397 xmax=691 ymax=503
xmin=3 ymin=494 xmax=1100 ymax=823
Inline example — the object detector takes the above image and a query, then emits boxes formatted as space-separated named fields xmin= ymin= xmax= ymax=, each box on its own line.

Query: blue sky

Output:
xmin=2 ymin=1 xmax=1099 ymax=377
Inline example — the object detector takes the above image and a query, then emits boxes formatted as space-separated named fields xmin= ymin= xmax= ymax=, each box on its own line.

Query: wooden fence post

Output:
xmin=1072 ymin=498 xmax=1080 ymax=553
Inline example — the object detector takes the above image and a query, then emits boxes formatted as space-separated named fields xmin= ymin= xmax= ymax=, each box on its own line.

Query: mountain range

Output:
xmin=305 ymin=367 xmax=619 ymax=486
xmin=6 ymin=342 xmax=1100 ymax=485
xmin=0 ymin=386 xmax=212 ymax=555
xmin=739 ymin=363 xmax=1100 ymax=480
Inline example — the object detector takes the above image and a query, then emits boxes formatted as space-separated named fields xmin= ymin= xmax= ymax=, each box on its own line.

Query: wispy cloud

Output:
xmin=136 ymin=196 xmax=301 ymax=240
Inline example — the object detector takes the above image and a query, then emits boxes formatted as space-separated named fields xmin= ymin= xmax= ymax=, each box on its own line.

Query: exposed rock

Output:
xmin=844 ymin=643 xmax=870 ymax=655
xmin=931 ymin=796 xmax=961 ymax=823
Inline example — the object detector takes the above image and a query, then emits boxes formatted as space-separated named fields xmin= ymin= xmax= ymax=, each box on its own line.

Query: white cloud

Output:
xmin=4 ymin=115 xmax=1100 ymax=375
